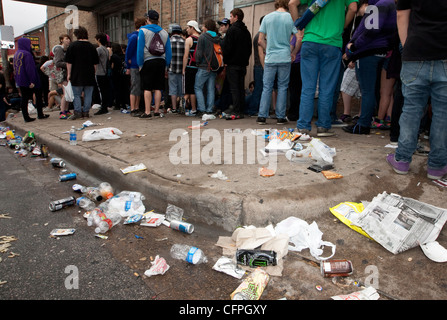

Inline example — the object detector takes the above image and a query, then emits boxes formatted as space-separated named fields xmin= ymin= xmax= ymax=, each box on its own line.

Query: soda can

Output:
xmin=236 ymin=249 xmax=277 ymax=267
xmin=49 ymin=196 xmax=76 ymax=211
xmin=41 ymin=144 xmax=49 ymax=158
xmin=59 ymin=173 xmax=77 ymax=182
xmin=320 ymin=259 xmax=353 ymax=278
xmin=50 ymin=157 xmax=66 ymax=168
xmin=169 ymin=220 xmax=194 ymax=234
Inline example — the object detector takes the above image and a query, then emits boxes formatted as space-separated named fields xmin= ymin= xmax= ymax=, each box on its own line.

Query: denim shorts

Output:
xmin=168 ymin=72 xmax=183 ymax=96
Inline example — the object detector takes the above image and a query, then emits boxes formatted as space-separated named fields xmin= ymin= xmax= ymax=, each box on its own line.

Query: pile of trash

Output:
xmin=252 ymin=128 xmax=343 ymax=179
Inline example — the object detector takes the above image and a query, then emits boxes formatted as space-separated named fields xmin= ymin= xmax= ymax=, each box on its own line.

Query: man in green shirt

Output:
xmin=289 ymin=0 xmax=357 ymax=136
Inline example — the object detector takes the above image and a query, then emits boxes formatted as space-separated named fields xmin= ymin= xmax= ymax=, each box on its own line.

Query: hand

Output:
xmin=29 ymin=83 xmax=35 ymax=89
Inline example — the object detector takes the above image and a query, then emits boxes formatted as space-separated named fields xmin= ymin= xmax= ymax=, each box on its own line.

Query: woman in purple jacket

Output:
xmin=13 ymin=37 xmax=48 ymax=122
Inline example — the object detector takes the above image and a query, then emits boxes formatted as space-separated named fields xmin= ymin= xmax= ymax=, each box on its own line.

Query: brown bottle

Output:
xmin=320 ymin=259 xmax=353 ymax=277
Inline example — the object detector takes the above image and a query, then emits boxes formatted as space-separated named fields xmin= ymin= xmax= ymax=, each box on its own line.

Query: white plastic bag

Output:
xmin=64 ymin=81 xmax=74 ymax=102
xmin=275 ymin=216 xmax=336 ymax=260
xmin=82 ymin=128 xmax=123 ymax=141
xmin=309 ymin=138 xmax=336 ymax=164
xmin=144 ymin=255 xmax=170 ymax=277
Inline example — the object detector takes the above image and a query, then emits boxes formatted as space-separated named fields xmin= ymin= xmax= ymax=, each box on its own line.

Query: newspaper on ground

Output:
xmin=351 ymin=192 xmax=447 ymax=254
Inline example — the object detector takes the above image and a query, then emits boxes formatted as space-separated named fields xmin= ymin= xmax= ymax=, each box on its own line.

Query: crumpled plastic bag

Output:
xmin=144 ymin=255 xmax=170 ymax=277
xmin=275 ymin=216 xmax=336 ymax=261
xmin=308 ymin=138 xmax=336 ymax=164
xmin=82 ymin=127 xmax=122 ymax=141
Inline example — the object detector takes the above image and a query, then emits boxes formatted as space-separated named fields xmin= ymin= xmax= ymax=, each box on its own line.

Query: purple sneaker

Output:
xmin=386 ymin=153 xmax=410 ymax=175
xmin=427 ymin=165 xmax=447 ymax=180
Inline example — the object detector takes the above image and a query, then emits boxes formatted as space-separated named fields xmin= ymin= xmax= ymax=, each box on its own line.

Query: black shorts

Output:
xmin=141 ymin=59 xmax=166 ymax=91
xmin=185 ymin=67 xmax=198 ymax=95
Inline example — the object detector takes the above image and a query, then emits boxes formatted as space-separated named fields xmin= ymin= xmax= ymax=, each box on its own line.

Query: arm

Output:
xmin=136 ymin=29 xmax=145 ymax=69
xmin=125 ymin=34 xmax=137 ymax=68
xmin=66 ymin=63 xmax=72 ymax=82
xmin=397 ymin=9 xmax=410 ymax=46
xmin=182 ymin=37 xmax=192 ymax=74
xmin=258 ymin=33 xmax=266 ymax=68
xmin=344 ymin=2 xmax=358 ymax=29
xmin=288 ymin=0 xmax=301 ymax=22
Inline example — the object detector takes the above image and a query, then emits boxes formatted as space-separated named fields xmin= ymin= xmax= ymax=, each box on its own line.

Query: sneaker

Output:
xmin=296 ymin=128 xmax=311 ymax=135
xmin=256 ymin=117 xmax=266 ymax=125
xmin=226 ymin=113 xmax=244 ymax=120
xmin=68 ymin=112 xmax=82 ymax=120
xmin=59 ymin=112 xmax=68 ymax=119
xmin=277 ymin=118 xmax=288 ymax=125
xmin=427 ymin=165 xmax=447 ymax=180
xmin=186 ymin=110 xmax=197 ymax=117
xmin=339 ymin=114 xmax=352 ymax=123
xmin=38 ymin=114 xmax=50 ymax=119
xmin=343 ymin=123 xmax=370 ymax=135
xmin=332 ymin=119 xmax=347 ymax=127
xmin=386 ymin=153 xmax=410 ymax=175
xmin=153 ymin=112 xmax=161 ymax=118
xmin=317 ymin=127 xmax=336 ymax=137
xmin=94 ymin=109 xmax=108 ymax=116
xmin=139 ymin=112 xmax=152 ymax=119
xmin=82 ymin=112 xmax=89 ymax=118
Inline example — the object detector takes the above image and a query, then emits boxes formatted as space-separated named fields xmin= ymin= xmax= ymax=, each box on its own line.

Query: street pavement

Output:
xmin=3 ymin=104 xmax=447 ymax=300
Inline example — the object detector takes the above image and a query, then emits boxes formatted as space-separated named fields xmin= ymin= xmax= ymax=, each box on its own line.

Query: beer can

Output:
xmin=50 ymin=157 xmax=66 ymax=168
xmin=41 ymin=144 xmax=49 ymax=158
xmin=236 ymin=249 xmax=277 ymax=268
xmin=320 ymin=259 xmax=353 ymax=278
xmin=169 ymin=220 xmax=194 ymax=234
xmin=59 ymin=173 xmax=77 ymax=182
xmin=49 ymin=196 xmax=76 ymax=211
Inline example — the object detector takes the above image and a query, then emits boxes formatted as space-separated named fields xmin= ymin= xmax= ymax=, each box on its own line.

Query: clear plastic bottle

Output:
xmin=76 ymin=196 xmax=96 ymax=211
xmin=81 ymin=186 xmax=103 ymax=201
xmin=69 ymin=126 xmax=77 ymax=145
xmin=87 ymin=208 xmax=121 ymax=233
xmin=98 ymin=182 xmax=114 ymax=199
xmin=170 ymin=244 xmax=208 ymax=264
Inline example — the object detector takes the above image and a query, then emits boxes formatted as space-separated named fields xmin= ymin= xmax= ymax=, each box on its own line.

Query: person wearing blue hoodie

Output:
xmin=13 ymin=37 xmax=48 ymax=122
xmin=125 ymin=17 xmax=146 ymax=117
xmin=136 ymin=10 xmax=172 ymax=119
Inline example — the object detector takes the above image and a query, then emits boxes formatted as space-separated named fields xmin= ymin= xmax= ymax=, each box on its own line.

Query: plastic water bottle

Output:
xmin=81 ymin=186 xmax=103 ymax=201
xmin=98 ymin=182 xmax=114 ymax=199
xmin=69 ymin=126 xmax=77 ymax=145
xmin=87 ymin=208 xmax=122 ymax=233
xmin=76 ymin=196 xmax=96 ymax=211
xmin=170 ymin=244 xmax=208 ymax=264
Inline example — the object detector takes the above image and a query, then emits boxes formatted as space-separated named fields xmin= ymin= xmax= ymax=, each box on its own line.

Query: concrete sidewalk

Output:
xmin=4 ymin=106 xmax=447 ymax=300
xmin=4 ymin=107 xmax=444 ymax=231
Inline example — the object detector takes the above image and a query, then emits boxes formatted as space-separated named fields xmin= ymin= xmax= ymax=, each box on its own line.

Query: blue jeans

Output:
xmin=72 ymin=86 xmax=94 ymax=113
xmin=396 ymin=60 xmax=447 ymax=169
xmin=194 ymin=68 xmax=217 ymax=113
xmin=258 ymin=62 xmax=291 ymax=119
xmin=247 ymin=64 xmax=263 ymax=115
xmin=355 ymin=55 xmax=385 ymax=127
xmin=297 ymin=42 xmax=342 ymax=130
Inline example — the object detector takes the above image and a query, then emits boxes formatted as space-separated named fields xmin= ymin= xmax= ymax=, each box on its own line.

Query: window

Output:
xmin=198 ymin=0 xmax=219 ymax=24
xmin=103 ymin=11 xmax=134 ymax=44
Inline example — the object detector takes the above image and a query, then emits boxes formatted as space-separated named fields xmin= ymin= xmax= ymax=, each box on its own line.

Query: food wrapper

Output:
xmin=212 ymin=256 xmax=246 ymax=279
xmin=50 ymin=228 xmax=75 ymax=236
xmin=331 ymin=286 xmax=380 ymax=300
xmin=140 ymin=213 xmax=165 ymax=227
xmin=329 ymin=202 xmax=373 ymax=240
xmin=120 ymin=163 xmax=147 ymax=174
xmin=230 ymin=268 xmax=269 ymax=300
xmin=144 ymin=255 xmax=170 ymax=277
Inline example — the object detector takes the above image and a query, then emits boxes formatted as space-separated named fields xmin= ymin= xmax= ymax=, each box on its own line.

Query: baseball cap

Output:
xmin=187 ymin=20 xmax=201 ymax=33
xmin=145 ymin=9 xmax=159 ymax=20
xmin=218 ymin=18 xmax=230 ymax=25
xmin=171 ymin=24 xmax=182 ymax=33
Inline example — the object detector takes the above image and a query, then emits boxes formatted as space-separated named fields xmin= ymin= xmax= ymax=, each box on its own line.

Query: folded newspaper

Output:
xmin=351 ymin=192 xmax=447 ymax=254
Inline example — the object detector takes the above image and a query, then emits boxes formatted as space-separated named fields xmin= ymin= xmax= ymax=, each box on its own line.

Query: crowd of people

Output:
xmin=1 ymin=0 xmax=446 ymax=180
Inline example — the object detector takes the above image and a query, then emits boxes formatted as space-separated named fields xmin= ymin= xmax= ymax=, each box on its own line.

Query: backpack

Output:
xmin=208 ymin=42 xmax=224 ymax=72
xmin=148 ymin=31 xmax=166 ymax=56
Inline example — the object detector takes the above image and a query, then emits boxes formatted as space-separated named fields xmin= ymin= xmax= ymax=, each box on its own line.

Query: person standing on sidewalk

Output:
xmin=221 ymin=8 xmax=252 ymax=120
xmin=182 ymin=20 xmax=201 ymax=116
xmin=256 ymin=0 xmax=300 ymax=126
xmin=386 ymin=0 xmax=447 ymax=180
xmin=136 ymin=9 xmax=172 ymax=119
xmin=65 ymin=26 xmax=99 ymax=120
xmin=94 ymin=33 xmax=113 ymax=116
xmin=168 ymin=24 xmax=185 ymax=113
xmin=13 ymin=37 xmax=48 ymax=122
xmin=53 ymin=34 xmax=71 ymax=119
xmin=288 ymin=0 xmax=358 ymax=137
xmin=193 ymin=19 xmax=221 ymax=116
